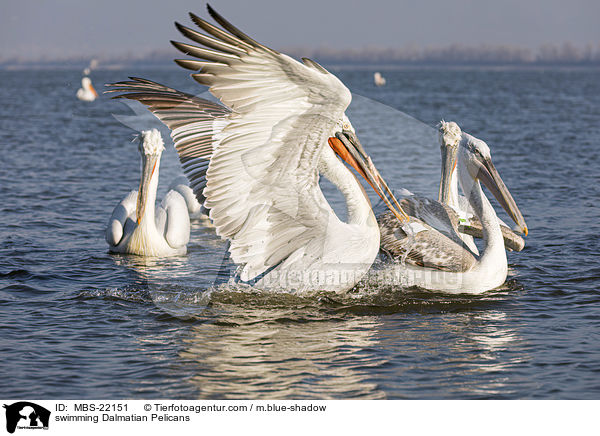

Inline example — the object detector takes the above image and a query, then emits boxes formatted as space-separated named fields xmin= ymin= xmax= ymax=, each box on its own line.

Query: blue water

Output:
xmin=1 ymin=67 xmax=599 ymax=399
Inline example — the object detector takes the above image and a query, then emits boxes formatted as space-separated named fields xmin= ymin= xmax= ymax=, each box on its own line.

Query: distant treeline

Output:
xmin=2 ymin=42 xmax=600 ymax=69
xmin=285 ymin=42 xmax=600 ymax=65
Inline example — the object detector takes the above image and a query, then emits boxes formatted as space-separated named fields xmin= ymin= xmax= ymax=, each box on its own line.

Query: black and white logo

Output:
xmin=3 ymin=402 xmax=50 ymax=434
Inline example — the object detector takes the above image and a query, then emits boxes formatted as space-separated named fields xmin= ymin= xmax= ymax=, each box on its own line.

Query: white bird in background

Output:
xmin=377 ymin=122 xmax=527 ymax=293
xmin=374 ymin=72 xmax=386 ymax=86
xmin=76 ymin=77 xmax=98 ymax=102
xmin=108 ymin=5 xmax=409 ymax=293
xmin=106 ymin=129 xmax=190 ymax=256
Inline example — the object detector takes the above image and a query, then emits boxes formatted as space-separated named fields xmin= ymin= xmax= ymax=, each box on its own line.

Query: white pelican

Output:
xmin=380 ymin=121 xmax=524 ymax=260
xmin=77 ymin=77 xmax=98 ymax=102
xmin=378 ymin=122 xmax=527 ymax=294
xmin=437 ymin=121 xmax=479 ymax=253
xmin=106 ymin=129 xmax=190 ymax=256
xmin=374 ymin=72 xmax=386 ymax=86
xmin=108 ymin=5 xmax=408 ymax=293
xmin=437 ymin=121 xmax=525 ymax=252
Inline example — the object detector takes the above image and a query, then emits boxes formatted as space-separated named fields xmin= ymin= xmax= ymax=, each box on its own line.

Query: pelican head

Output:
xmin=460 ymin=133 xmax=528 ymax=236
xmin=438 ymin=120 xmax=461 ymax=204
xmin=328 ymin=116 xmax=409 ymax=223
xmin=136 ymin=129 xmax=165 ymax=224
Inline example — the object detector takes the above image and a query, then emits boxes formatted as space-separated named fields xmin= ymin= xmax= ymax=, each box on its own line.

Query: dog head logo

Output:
xmin=3 ymin=402 xmax=50 ymax=434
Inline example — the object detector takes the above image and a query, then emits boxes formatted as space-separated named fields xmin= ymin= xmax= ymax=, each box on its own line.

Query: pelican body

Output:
xmin=77 ymin=77 xmax=98 ymax=102
xmin=168 ymin=175 xmax=208 ymax=219
xmin=108 ymin=5 xmax=408 ymax=293
xmin=106 ymin=129 xmax=190 ymax=256
xmin=378 ymin=123 xmax=527 ymax=294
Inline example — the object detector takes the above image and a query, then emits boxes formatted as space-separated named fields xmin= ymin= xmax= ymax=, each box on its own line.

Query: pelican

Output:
xmin=374 ymin=72 xmax=386 ymax=86
xmin=108 ymin=5 xmax=408 ymax=293
xmin=377 ymin=122 xmax=527 ymax=294
xmin=379 ymin=121 xmax=524 ymax=261
xmin=396 ymin=121 xmax=524 ymax=254
xmin=436 ymin=121 xmax=479 ymax=253
xmin=106 ymin=129 xmax=190 ymax=256
xmin=437 ymin=121 xmax=525 ymax=252
xmin=77 ymin=76 xmax=98 ymax=102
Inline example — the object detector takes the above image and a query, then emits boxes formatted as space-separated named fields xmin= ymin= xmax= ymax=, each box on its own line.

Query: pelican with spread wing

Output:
xmin=108 ymin=5 xmax=407 ymax=293
xmin=378 ymin=122 xmax=527 ymax=293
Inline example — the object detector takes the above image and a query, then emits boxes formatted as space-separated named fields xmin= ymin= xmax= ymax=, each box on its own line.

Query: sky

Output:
xmin=1 ymin=0 xmax=599 ymax=61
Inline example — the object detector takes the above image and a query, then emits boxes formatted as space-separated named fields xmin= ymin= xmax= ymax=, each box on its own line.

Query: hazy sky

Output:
xmin=1 ymin=0 xmax=599 ymax=60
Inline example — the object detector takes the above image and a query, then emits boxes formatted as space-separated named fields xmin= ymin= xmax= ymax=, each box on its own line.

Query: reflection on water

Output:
xmin=104 ymin=283 xmax=529 ymax=400
xmin=451 ymin=311 xmax=525 ymax=397
xmin=180 ymin=310 xmax=386 ymax=399
xmin=375 ymin=307 xmax=526 ymax=399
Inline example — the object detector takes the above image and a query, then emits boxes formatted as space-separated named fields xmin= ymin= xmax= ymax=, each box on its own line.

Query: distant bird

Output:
xmin=83 ymin=59 xmax=99 ymax=76
xmin=76 ymin=77 xmax=98 ymax=102
xmin=374 ymin=72 xmax=386 ymax=86
xmin=378 ymin=122 xmax=527 ymax=293
xmin=106 ymin=129 xmax=190 ymax=256
xmin=108 ymin=5 xmax=409 ymax=293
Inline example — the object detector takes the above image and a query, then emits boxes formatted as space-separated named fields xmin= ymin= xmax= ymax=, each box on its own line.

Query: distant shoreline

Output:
xmin=3 ymin=42 xmax=600 ymax=71
xmin=2 ymin=60 xmax=600 ymax=72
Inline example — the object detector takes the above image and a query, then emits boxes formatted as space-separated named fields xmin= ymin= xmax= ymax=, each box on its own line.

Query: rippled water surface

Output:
xmin=1 ymin=67 xmax=599 ymax=399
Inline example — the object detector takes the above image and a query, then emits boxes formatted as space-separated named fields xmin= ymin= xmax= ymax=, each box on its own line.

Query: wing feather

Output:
xmin=378 ymin=211 xmax=477 ymax=272
xmin=174 ymin=22 xmax=247 ymax=55
xmin=108 ymin=6 xmax=354 ymax=282
xmin=106 ymin=77 xmax=229 ymax=204
xmin=189 ymin=11 xmax=255 ymax=51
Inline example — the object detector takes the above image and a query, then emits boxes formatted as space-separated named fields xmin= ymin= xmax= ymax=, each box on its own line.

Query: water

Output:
xmin=1 ymin=67 xmax=599 ymax=399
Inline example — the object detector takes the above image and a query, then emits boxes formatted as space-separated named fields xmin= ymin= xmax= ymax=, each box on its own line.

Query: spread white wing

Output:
xmin=107 ymin=78 xmax=229 ymax=204
xmin=109 ymin=6 xmax=354 ymax=282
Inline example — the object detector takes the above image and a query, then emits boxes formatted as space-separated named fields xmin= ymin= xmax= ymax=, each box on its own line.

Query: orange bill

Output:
xmin=328 ymin=135 xmax=409 ymax=223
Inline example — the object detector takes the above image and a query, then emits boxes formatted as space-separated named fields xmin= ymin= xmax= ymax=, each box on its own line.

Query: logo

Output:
xmin=3 ymin=402 xmax=50 ymax=434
